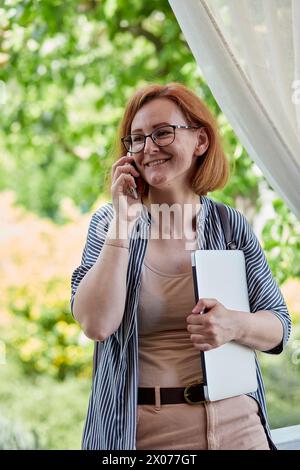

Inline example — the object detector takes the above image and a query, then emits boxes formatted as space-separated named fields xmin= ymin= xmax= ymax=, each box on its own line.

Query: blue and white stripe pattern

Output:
xmin=70 ymin=196 xmax=291 ymax=450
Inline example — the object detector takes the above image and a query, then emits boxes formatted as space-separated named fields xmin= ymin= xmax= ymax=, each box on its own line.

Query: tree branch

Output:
xmin=122 ymin=24 xmax=163 ymax=53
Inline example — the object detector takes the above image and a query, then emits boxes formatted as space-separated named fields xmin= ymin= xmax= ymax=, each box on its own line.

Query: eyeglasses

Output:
xmin=121 ymin=124 xmax=202 ymax=154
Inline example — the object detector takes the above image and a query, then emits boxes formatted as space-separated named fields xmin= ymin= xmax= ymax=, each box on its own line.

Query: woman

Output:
xmin=71 ymin=82 xmax=291 ymax=450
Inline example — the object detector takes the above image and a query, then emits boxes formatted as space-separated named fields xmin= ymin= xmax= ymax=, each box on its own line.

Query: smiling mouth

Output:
xmin=146 ymin=158 xmax=171 ymax=168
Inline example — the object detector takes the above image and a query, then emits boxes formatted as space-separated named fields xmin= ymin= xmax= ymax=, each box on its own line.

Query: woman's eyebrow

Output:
xmin=131 ymin=121 xmax=171 ymax=133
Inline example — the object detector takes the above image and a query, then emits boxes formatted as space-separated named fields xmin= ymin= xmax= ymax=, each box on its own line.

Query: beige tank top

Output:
xmin=137 ymin=258 xmax=203 ymax=387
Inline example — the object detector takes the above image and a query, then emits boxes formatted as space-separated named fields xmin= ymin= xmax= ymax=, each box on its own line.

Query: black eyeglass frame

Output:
xmin=121 ymin=124 xmax=203 ymax=154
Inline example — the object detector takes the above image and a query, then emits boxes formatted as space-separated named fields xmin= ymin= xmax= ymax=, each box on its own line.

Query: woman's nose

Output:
xmin=143 ymin=135 xmax=160 ymax=154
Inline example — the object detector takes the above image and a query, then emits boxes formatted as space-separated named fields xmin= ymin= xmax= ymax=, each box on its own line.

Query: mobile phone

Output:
xmin=130 ymin=159 xmax=143 ymax=199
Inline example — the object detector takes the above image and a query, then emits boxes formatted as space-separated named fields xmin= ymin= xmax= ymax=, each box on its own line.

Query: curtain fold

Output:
xmin=293 ymin=0 xmax=300 ymax=128
xmin=169 ymin=0 xmax=300 ymax=219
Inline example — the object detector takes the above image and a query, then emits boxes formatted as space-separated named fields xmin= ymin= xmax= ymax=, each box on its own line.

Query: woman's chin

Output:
xmin=148 ymin=173 xmax=169 ymax=185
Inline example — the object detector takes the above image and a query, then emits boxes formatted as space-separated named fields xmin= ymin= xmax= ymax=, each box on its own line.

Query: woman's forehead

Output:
xmin=131 ymin=98 xmax=185 ymax=133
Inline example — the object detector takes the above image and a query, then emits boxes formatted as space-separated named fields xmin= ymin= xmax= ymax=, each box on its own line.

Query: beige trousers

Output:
xmin=136 ymin=393 xmax=270 ymax=450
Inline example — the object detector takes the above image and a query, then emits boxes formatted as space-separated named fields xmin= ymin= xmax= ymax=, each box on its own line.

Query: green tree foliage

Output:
xmin=4 ymin=280 xmax=93 ymax=380
xmin=0 ymin=2 xmax=299 ymax=445
xmin=262 ymin=199 xmax=300 ymax=284
xmin=0 ymin=0 xmax=299 ymax=279
xmin=0 ymin=358 xmax=89 ymax=448
xmin=0 ymin=0 xmax=260 ymax=216
xmin=0 ymin=415 xmax=39 ymax=450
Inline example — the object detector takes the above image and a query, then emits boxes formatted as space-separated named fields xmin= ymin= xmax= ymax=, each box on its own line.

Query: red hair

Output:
xmin=109 ymin=82 xmax=229 ymax=197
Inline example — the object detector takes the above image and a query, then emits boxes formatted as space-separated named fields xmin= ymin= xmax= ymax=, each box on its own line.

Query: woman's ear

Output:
xmin=194 ymin=127 xmax=209 ymax=157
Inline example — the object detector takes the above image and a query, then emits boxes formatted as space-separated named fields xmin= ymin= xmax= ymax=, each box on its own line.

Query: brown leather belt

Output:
xmin=138 ymin=383 xmax=205 ymax=405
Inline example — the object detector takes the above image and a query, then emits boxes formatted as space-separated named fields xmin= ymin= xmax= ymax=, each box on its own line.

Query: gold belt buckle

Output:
xmin=184 ymin=381 xmax=205 ymax=405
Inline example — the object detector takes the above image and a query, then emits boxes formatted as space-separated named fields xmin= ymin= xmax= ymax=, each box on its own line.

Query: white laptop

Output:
xmin=191 ymin=250 xmax=258 ymax=401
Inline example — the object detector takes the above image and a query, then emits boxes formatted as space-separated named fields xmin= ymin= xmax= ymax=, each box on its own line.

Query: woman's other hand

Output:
xmin=186 ymin=298 xmax=237 ymax=351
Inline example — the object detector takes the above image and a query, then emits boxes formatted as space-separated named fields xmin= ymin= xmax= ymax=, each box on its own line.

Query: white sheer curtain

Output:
xmin=169 ymin=0 xmax=300 ymax=219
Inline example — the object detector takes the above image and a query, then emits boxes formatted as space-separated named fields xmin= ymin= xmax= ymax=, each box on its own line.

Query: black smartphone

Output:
xmin=129 ymin=159 xmax=142 ymax=199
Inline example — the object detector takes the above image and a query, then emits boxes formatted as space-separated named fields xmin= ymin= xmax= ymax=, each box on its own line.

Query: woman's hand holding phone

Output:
xmin=111 ymin=153 xmax=143 ymax=224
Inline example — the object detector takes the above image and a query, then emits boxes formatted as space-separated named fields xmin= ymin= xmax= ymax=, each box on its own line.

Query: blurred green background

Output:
xmin=0 ymin=0 xmax=299 ymax=449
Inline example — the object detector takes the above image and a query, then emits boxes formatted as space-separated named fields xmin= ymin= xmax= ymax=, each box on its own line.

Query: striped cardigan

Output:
xmin=70 ymin=195 xmax=291 ymax=450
